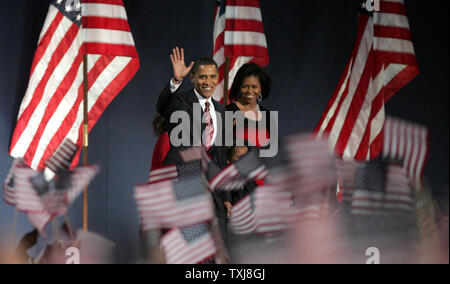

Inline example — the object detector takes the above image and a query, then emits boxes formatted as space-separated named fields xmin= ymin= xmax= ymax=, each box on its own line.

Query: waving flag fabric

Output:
xmin=382 ymin=116 xmax=429 ymax=190
xmin=315 ymin=0 xmax=418 ymax=161
xmin=4 ymin=159 xmax=98 ymax=232
xmin=161 ymin=223 xmax=217 ymax=264
xmin=351 ymin=160 xmax=415 ymax=216
xmin=212 ymin=0 xmax=269 ymax=102
xmin=135 ymin=161 xmax=214 ymax=231
xmin=9 ymin=0 xmax=139 ymax=170
xmin=208 ymin=148 xmax=268 ymax=191
xmin=229 ymin=190 xmax=258 ymax=235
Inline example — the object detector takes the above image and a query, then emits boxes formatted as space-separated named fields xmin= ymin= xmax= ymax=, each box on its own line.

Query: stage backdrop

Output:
xmin=0 ymin=0 xmax=448 ymax=262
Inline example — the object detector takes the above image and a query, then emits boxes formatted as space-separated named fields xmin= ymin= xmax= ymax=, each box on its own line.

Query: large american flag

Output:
xmin=160 ymin=223 xmax=217 ymax=264
xmin=212 ymin=0 xmax=269 ymax=102
xmin=9 ymin=0 xmax=139 ymax=170
xmin=135 ymin=161 xmax=214 ymax=231
xmin=382 ymin=116 xmax=428 ymax=190
xmin=315 ymin=0 xmax=419 ymax=161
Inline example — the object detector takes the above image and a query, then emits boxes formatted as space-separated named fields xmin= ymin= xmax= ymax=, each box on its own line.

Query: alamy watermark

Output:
xmin=169 ymin=104 xmax=279 ymax=158
xmin=365 ymin=247 xmax=380 ymax=264
xmin=65 ymin=246 xmax=80 ymax=264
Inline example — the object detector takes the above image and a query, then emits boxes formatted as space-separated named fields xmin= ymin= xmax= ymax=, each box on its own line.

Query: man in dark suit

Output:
xmin=157 ymin=47 xmax=227 ymax=167
xmin=156 ymin=47 xmax=229 ymax=242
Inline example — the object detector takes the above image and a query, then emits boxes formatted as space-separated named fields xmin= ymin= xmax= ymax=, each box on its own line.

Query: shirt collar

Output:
xmin=194 ymin=88 xmax=212 ymax=108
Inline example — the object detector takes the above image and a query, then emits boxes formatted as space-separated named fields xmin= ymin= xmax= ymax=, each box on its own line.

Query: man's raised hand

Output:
xmin=170 ymin=47 xmax=194 ymax=83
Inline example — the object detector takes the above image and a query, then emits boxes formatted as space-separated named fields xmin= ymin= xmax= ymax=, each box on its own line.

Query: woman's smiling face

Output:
xmin=239 ymin=75 xmax=261 ymax=105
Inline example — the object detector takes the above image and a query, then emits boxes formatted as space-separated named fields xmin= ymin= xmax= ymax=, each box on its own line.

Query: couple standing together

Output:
xmin=152 ymin=47 xmax=273 ymax=241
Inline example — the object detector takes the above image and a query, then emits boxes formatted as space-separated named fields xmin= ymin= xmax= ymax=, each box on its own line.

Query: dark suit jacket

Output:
xmin=156 ymin=83 xmax=229 ymax=237
xmin=157 ymin=83 xmax=227 ymax=167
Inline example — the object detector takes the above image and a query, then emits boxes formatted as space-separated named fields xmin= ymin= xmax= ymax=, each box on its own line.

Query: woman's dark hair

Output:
xmin=151 ymin=113 xmax=166 ymax=137
xmin=228 ymin=63 xmax=272 ymax=102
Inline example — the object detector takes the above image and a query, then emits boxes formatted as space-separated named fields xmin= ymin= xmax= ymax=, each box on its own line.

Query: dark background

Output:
xmin=0 ymin=0 xmax=448 ymax=262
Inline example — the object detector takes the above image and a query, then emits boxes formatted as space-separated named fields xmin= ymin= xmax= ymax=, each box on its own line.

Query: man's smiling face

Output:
xmin=190 ymin=64 xmax=219 ymax=99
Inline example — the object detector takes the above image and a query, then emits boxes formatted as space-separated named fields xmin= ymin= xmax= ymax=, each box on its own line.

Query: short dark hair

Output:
xmin=192 ymin=57 xmax=219 ymax=75
xmin=151 ymin=113 xmax=166 ymax=137
xmin=229 ymin=63 xmax=272 ymax=102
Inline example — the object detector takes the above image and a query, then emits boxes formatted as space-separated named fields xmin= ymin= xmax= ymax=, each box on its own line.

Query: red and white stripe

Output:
xmin=335 ymin=159 xmax=360 ymax=202
xmin=13 ymin=166 xmax=47 ymax=213
xmin=14 ymin=164 xmax=98 ymax=215
xmin=161 ymin=227 xmax=217 ymax=264
xmin=134 ymin=181 xmax=214 ymax=231
xmin=3 ymin=160 xmax=52 ymax=233
xmin=208 ymin=148 xmax=268 ymax=191
xmin=352 ymin=164 xmax=415 ymax=215
xmin=383 ymin=116 xmax=428 ymax=190
xmin=230 ymin=135 xmax=336 ymax=235
xmin=209 ymin=163 xmax=267 ymax=191
xmin=255 ymin=184 xmax=297 ymax=234
xmin=286 ymin=134 xmax=337 ymax=195
xmin=9 ymin=0 xmax=139 ymax=170
xmin=229 ymin=194 xmax=257 ymax=235
xmin=212 ymin=0 xmax=269 ymax=102
xmin=45 ymin=138 xmax=78 ymax=172
xmin=147 ymin=165 xmax=178 ymax=184
xmin=3 ymin=159 xmax=24 ymax=205
xmin=10 ymin=165 xmax=56 ymax=233
xmin=315 ymin=0 xmax=419 ymax=161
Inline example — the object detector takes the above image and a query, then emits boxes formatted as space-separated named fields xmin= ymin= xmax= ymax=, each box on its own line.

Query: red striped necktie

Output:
xmin=204 ymin=101 xmax=214 ymax=150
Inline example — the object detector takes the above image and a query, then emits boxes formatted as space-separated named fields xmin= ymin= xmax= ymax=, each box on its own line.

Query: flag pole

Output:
xmin=223 ymin=57 xmax=230 ymax=105
xmin=82 ymin=53 xmax=89 ymax=231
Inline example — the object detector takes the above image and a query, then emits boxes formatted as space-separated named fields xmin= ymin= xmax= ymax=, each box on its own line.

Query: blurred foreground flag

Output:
xmin=161 ymin=224 xmax=217 ymax=264
xmin=382 ymin=116 xmax=428 ymax=190
xmin=4 ymin=159 xmax=98 ymax=233
xmin=135 ymin=161 xmax=214 ymax=231
xmin=208 ymin=148 xmax=268 ymax=191
xmin=351 ymin=159 xmax=415 ymax=216
xmin=4 ymin=138 xmax=98 ymax=233
xmin=315 ymin=0 xmax=418 ymax=161
xmin=9 ymin=0 xmax=139 ymax=170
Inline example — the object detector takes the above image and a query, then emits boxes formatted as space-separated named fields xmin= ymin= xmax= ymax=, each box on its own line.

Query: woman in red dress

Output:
xmin=226 ymin=63 xmax=274 ymax=203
